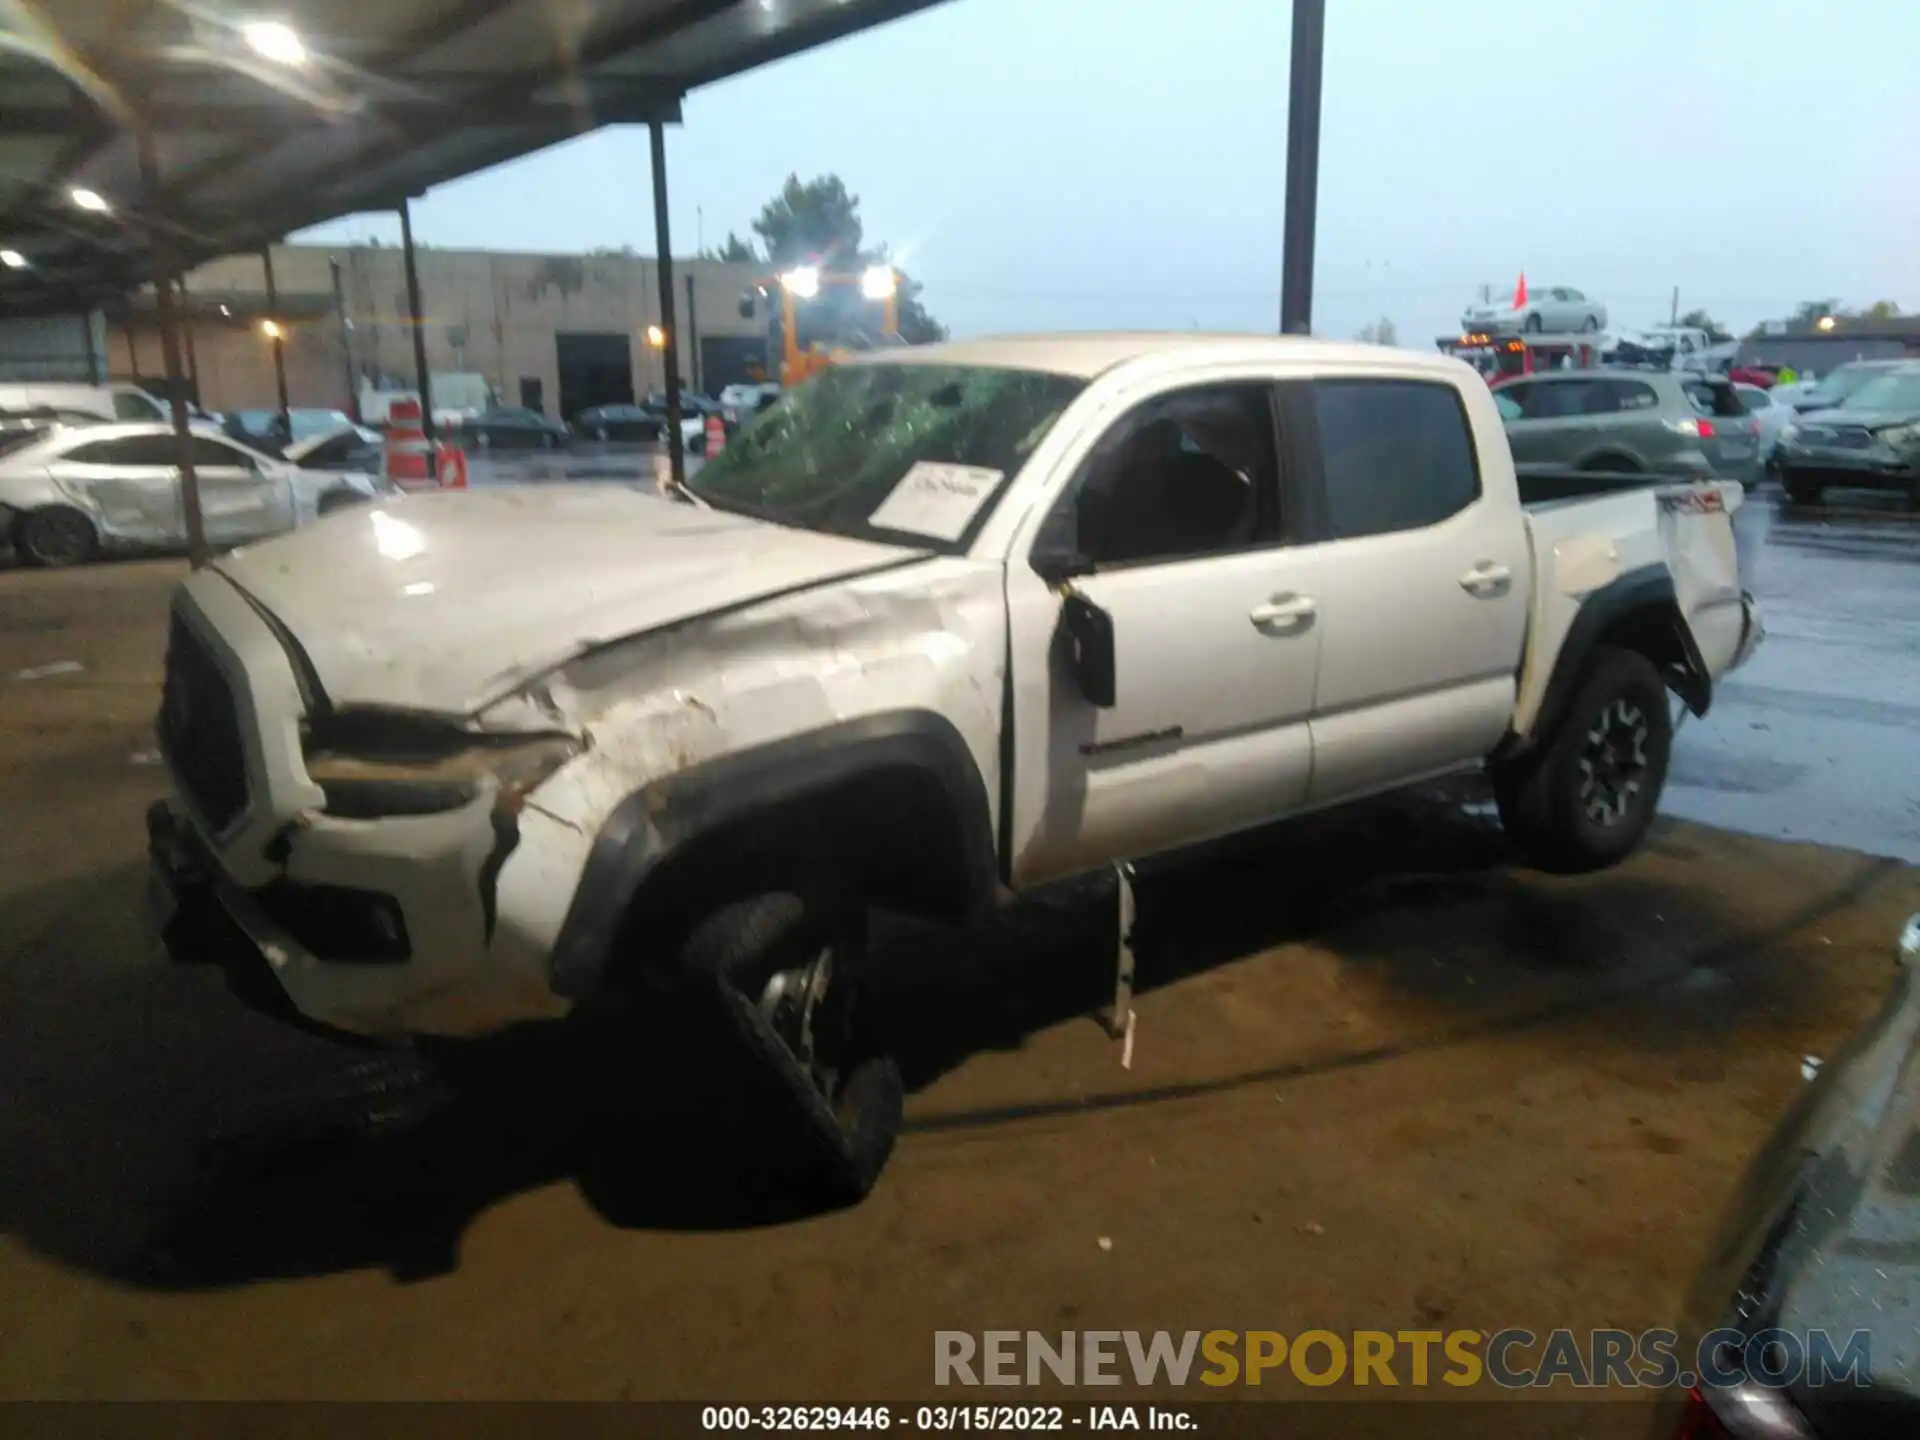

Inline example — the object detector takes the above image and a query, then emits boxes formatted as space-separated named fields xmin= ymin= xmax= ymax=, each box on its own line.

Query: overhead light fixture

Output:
xmin=70 ymin=188 xmax=109 ymax=213
xmin=644 ymin=324 xmax=666 ymax=348
xmin=0 ymin=249 xmax=27 ymax=270
xmin=781 ymin=266 xmax=821 ymax=300
xmin=1816 ymin=315 xmax=1837 ymax=332
xmin=861 ymin=265 xmax=897 ymax=301
xmin=240 ymin=19 xmax=308 ymax=66
xmin=259 ymin=318 xmax=284 ymax=340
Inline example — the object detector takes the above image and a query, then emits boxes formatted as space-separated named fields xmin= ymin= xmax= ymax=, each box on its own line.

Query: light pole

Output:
xmin=1279 ymin=0 xmax=1326 ymax=336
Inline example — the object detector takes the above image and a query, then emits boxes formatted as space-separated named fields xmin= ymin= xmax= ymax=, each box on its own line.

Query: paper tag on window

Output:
xmin=867 ymin=462 xmax=1004 ymax=542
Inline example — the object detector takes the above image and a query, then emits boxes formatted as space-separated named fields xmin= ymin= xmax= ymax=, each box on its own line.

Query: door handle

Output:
xmin=1249 ymin=593 xmax=1317 ymax=629
xmin=1459 ymin=562 xmax=1512 ymax=594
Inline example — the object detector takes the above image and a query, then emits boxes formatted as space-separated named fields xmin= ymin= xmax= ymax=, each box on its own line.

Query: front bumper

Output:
xmin=152 ymin=570 xmax=585 ymax=1039
xmin=1777 ymin=447 xmax=1919 ymax=491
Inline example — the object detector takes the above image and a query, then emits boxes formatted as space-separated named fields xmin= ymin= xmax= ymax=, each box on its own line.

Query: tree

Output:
xmin=698 ymin=232 xmax=759 ymax=264
xmin=751 ymin=174 xmax=865 ymax=270
xmin=1677 ymin=309 xmax=1732 ymax=343
xmin=709 ymin=172 xmax=946 ymax=344
xmin=1791 ymin=298 xmax=1848 ymax=326
xmin=1355 ymin=317 xmax=1398 ymax=347
xmin=1863 ymin=299 xmax=1903 ymax=320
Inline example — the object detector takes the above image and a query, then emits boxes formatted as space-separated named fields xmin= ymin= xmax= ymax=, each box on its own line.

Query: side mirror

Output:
xmin=1059 ymin=589 xmax=1116 ymax=709
xmin=1030 ymin=542 xmax=1094 ymax=584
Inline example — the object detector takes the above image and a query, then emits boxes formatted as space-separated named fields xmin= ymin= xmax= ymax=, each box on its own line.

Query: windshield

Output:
xmin=689 ymin=362 xmax=1086 ymax=549
xmin=1838 ymin=371 xmax=1920 ymax=412
xmin=1805 ymin=365 xmax=1872 ymax=405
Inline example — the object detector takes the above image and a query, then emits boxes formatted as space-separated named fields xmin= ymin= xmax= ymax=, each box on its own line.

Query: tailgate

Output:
xmin=1658 ymin=480 xmax=1749 ymax=681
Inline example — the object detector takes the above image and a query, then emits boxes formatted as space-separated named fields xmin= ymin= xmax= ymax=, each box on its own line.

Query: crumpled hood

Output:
xmin=213 ymin=485 xmax=927 ymax=715
xmin=1798 ymin=407 xmax=1920 ymax=432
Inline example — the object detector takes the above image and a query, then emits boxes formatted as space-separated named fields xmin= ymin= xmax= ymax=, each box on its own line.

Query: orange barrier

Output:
xmin=704 ymin=412 xmax=726 ymax=457
xmin=383 ymin=397 xmax=435 ymax=491
xmin=437 ymin=446 xmax=468 ymax=491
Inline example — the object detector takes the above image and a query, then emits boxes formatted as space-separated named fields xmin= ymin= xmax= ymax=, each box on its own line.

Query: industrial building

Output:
xmin=1735 ymin=314 xmax=1920 ymax=376
xmin=108 ymin=243 xmax=771 ymax=419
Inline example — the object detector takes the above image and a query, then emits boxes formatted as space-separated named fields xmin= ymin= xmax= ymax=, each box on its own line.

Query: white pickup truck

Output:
xmin=149 ymin=334 xmax=1761 ymax=1198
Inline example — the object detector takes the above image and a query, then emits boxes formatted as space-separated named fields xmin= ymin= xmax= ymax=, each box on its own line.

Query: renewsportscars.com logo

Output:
xmin=934 ymin=1329 xmax=1872 ymax=1391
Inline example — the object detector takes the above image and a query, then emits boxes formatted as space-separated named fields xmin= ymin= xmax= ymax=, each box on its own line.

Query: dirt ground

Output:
xmin=1 ymin=557 xmax=1915 ymax=1433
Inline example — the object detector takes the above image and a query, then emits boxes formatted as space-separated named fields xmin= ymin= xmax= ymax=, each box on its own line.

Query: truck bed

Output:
xmin=1517 ymin=465 xmax=1697 ymax=509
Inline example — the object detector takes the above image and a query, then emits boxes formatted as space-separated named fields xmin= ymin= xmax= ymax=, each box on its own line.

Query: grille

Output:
xmin=159 ymin=612 xmax=249 ymax=830
xmin=1799 ymin=424 xmax=1873 ymax=449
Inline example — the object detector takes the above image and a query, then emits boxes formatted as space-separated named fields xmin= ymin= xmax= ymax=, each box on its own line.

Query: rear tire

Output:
xmin=1524 ymin=312 xmax=1543 ymax=333
xmin=1495 ymin=646 xmax=1673 ymax=873
xmin=15 ymin=506 xmax=99 ymax=567
xmin=680 ymin=893 xmax=902 ymax=1204
xmin=1582 ymin=315 xmax=1599 ymax=331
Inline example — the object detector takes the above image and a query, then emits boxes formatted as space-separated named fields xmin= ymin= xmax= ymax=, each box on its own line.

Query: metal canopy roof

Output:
xmin=0 ymin=0 xmax=951 ymax=314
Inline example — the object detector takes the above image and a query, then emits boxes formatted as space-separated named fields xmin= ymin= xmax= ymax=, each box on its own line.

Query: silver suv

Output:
xmin=1494 ymin=369 xmax=1760 ymax=482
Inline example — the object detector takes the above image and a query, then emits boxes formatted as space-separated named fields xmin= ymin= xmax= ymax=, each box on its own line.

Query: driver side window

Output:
xmin=1035 ymin=383 xmax=1281 ymax=571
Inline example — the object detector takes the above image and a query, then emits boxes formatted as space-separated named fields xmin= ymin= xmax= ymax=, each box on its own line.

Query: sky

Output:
xmin=299 ymin=0 xmax=1920 ymax=349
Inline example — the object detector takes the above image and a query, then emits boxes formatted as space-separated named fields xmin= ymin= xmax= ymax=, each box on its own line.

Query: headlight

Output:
xmin=302 ymin=714 xmax=580 ymax=819
xmin=1877 ymin=423 xmax=1920 ymax=450
xmin=1778 ymin=425 xmax=1800 ymax=447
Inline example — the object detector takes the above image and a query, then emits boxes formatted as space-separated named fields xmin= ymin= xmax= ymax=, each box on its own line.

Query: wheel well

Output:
xmin=317 ymin=488 xmax=368 ymax=513
xmin=1594 ymin=604 xmax=1709 ymax=716
xmin=600 ymin=765 xmax=983 ymax=993
xmin=1578 ymin=451 xmax=1642 ymax=473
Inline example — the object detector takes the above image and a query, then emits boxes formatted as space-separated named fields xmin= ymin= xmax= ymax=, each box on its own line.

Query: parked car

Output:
xmin=0 ymin=381 xmax=168 ymax=423
xmin=1605 ymin=327 xmax=1718 ymax=372
xmin=1463 ymin=286 xmax=1607 ymax=335
xmin=221 ymin=408 xmax=367 ymax=455
xmin=1774 ymin=362 xmax=1920 ymax=508
xmin=644 ymin=390 xmax=722 ymax=417
xmin=0 ymin=421 xmax=385 ymax=567
xmin=1735 ymin=383 xmax=1797 ymax=468
xmin=1767 ymin=380 xmax=1821 ymax=411
xmin=282 ymin=424 xmax=383 ymax=475
xmin=720 ymin=382 xmax=783 ymax=427
xmin=1494 ymin=369 xmax=1760 ymax=482
xmin=456 ymin=406 xmax=570 ymax=451
xmin=571 ymin=403 xmax=666 ymax=443
xmin=1728 ymin=364 xmax=1781 ymax=389
xmin=1666 ymin=913 xmax=1920 ymax=1440
xmin=0 ymin=406 xmax=103 ymax=459
xmin=1785 ymin=359 xmax=1909 ymax=414
xmin=147 ymin=334 xmax=1761 ymax=1200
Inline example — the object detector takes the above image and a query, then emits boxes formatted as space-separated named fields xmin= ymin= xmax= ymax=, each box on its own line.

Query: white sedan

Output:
xmin=1734 ymin=383 xmax=1797 ymax=465
xmin=1462 ymin=286 xmax=1608 ymax=335
xmin=0 ymin=421 xmax=387 ymax=567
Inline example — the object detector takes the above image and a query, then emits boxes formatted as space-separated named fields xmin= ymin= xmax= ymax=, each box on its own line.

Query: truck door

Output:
xmin=1004 ymin=381 xmax=1323 ymax=886
xmin=1294 ymin=377 xmax=1529 ymax=805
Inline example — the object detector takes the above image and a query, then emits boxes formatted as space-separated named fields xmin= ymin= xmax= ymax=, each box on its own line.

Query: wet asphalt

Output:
xmin=1665 ymin=492 xmax=1920 ymax=862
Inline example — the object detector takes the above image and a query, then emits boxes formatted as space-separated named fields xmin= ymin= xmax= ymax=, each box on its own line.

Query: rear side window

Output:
xmin=1597 ymin=380 xmax=1659 ymax=412
xmin=190 ymin=436 xmax=255 ymax=468
xmin=1507 ymin=379 xmax=1588 ymax=419
xmin=111 ymin=391 xmax=160 ymax=421
xmin=64 ymin=436 xmax=175 ymax=465
xmin=1682 ymin=381 xmax=1745 ymax=418
xmin=1312 ymin=380 xmax=1481 ymax=540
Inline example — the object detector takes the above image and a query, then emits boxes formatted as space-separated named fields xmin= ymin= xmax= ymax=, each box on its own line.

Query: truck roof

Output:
xmin=850 ymin=332 xmax=1462 ymax=382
